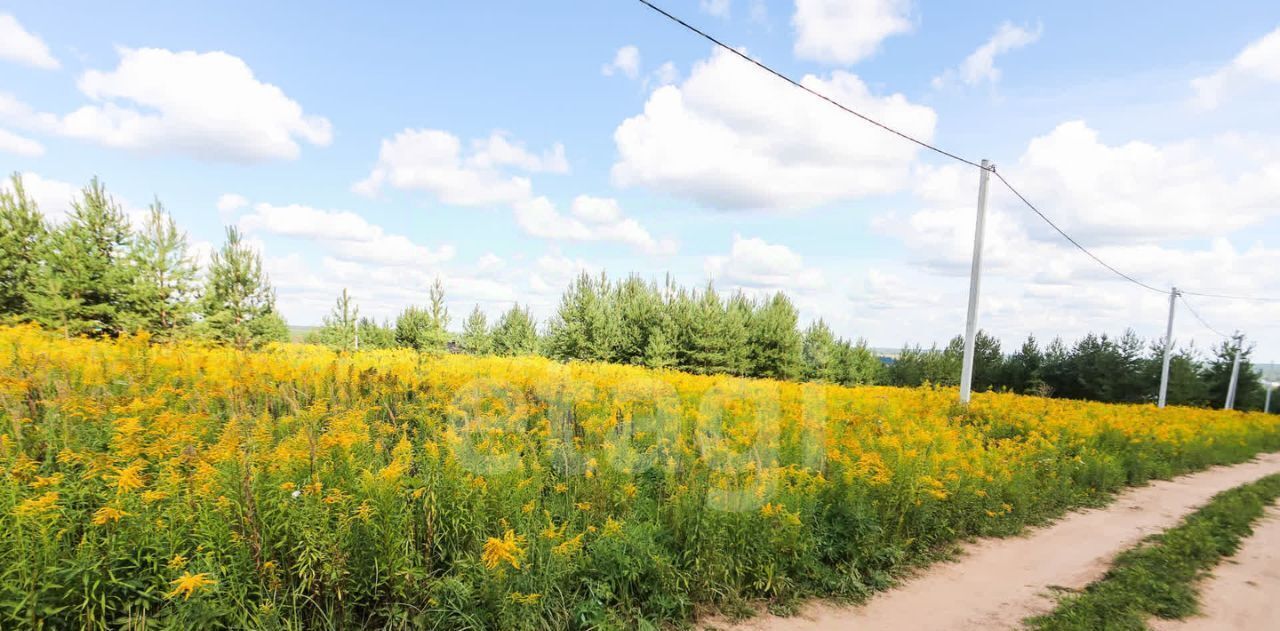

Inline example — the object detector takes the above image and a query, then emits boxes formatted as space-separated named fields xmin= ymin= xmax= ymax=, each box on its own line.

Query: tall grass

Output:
xmin=1 ymin=325 xmax=1278 ymax=629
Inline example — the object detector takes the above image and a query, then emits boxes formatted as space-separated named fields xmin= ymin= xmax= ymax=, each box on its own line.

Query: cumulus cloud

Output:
xmin=357 ymin=127 xmax=671 ymax=253
xmin=601 ymin=45 xmax=641 ymax=79
xmin=932 ymin=22 xmax=1042 ymax=89
xmin=705 ymin=234 xmax=825 ymax=291
xmin=611 ymin=46 xmax=936 ymax=210
xmin=529 ymin=249 xmax=598 ymax=296
xmin=1 ymin=48 xmax=331 ymax=161
xmin=514 ymin=195 xmax=677 ymax=255
xmin=1191 ymin=27 xmax=1280 ymax=110
xmin=237 ymin=201 xmax=455 ymax=267
xmin=62 ymin=47 xmax=331 ymax=161
xmin=0 ymin=127 xmax=44 ymax=156
xmin=215 ymin=193 xmax=248 ymax=216
xmin=0 ymin=14 xmax=59 ymax=69
xmin=353 ymin=128 xmax=541 ymax=206
xmin=792 ymin=0 xmax=913 ymax=65
xmin=865 ymin=119 xmax=1280 ymax=352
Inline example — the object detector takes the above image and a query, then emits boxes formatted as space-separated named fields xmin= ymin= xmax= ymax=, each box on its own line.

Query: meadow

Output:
xmin=3 ymin=325 xmax=1279 ymax=629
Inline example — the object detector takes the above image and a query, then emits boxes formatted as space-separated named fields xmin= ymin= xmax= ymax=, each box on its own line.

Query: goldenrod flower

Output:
xmin=92 ymin=506 xmax=128 ymax=525
xmin=112 ymin=462 xmax=146 ymax=494
xmin=481 ymin=529 xmax=525 ymax=570
xmin=14 ymin=491 xmax=60 ymax=519
xmin=166 ymin=572 xmax=216 ymax=600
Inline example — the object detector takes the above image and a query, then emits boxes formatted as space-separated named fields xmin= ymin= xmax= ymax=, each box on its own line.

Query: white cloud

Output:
xmin=647 ymin=61 xmax=680 ymax=90
xmin=705 ymin=234 xmax=825 ymax=291
xmin=0 ymin=14 xmax=59 ymax=70
xmin=700 ymin=0 xmax=732 ymax=18
xmin=0 ymin=127 xmax=44 ymax=156
xmin=792 ymin=0 xmax=913 ymax=65
xmin=611 ymin=46 xmax=936 ymax=210
xmin=1192 ymin=27 xmax=1280 ymax=110
xmin=1 ymin=171 xmax=79 ymax=223
xmin=470 ymin=131 xmax=569 ymax=174
xmin=601 ymin=45 xmax=641 ymax=79
xmin=529 ymin=249 xmax=598 ymax=296
xmin=215 ymin=193 xmax=248 ymax=217
xmin=49 ymin=47 xmax=331 ymax=161
xmin=238 ymin=201 xmax=455 ymax=268
xmin=513 ymin=195 xmax=677 ymax=255
xmin=353 ymin=128 xmax=537 ymax=206
xmin=867 ymin=119 xmax=1280 ymax=352
xmin=932 ymin=22 xmax=1042 ymax=89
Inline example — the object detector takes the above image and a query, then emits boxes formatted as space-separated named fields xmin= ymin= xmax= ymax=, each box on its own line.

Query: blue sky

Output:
xmin=3 ymin=0 xmax=1280 ymax=361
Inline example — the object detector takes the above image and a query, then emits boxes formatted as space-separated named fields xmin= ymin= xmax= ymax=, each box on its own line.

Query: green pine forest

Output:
xmin=1 ymin=174 xmax=1270 ymax=411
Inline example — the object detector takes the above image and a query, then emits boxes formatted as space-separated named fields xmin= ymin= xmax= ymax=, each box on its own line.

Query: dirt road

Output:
xmin=724 ymin=452 xmax=1280 ymax=631
xmin=1149 ymin=503 xmax=1280 ymax=631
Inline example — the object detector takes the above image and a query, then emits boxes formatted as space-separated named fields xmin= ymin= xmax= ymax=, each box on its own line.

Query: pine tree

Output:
xmin=314 ymin=288 xmax=360 ymax=351
xmin=200 ymin=226 xmax=287 ymax=349
xmin=395 ymin=306 xmax=434 ymax=351
xmin=613 ymin=275 xmax=665 ymax=365
xmin=0 ymin=173 xmax=48 ymax=320
xmin=129 ymin=200 xmax=198 ymax=339
xmin=492 ymin=303 xmax=538 ymax=357
xmin=1002 ymin=335 xmax=1045 ymax=394
xmin=801 ymin=319 xmax=839 ymax=382
xmin=37 ymin=178 xmax=136 ymax=337
xmin=427 ymin=277 xmax=451 ymax=347
xmin=1204 ymin=336 xmax=1263 ymax=410
xmin=746 ymin=292 xmax=802 ymax=380
xmin=545 ymin=272 xmax=618 ymax=362
xmin=642 ymin=311 xmax=677 ymax=369
xmin=356 ymin=318 xmax=396 ymax=349
xmin=397 ymin=279 xmax=451 ymax=352
xmin=944 ymin=330 xmax=1003 ymax=392
xmin=461 ymin=306 xmax=493 ymax=355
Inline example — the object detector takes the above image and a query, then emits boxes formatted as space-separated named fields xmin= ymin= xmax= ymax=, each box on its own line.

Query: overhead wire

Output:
xmin=991 ymin=171 xmax=1166 ymax=294
xmin=632 ymin=0 xmax=1279 ymax=307
xmin=1178 ymin=293 xmax=1233 ymax=339
xmin=632 ymin=0 xmax=984 ymax=169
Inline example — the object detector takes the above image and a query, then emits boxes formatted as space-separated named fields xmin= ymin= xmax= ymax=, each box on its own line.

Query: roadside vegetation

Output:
xmin=1027 ymin=474 xmax=1280 ymax=631
xmin=3 ymin=325 xmax=1279 ymax=628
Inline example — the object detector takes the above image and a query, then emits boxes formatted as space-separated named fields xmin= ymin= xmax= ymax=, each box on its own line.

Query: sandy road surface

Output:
xmin=1149 ymin=504 xmax=1280 ymax=631
xmin=721 ymin=452 xmax=1280 ymax=631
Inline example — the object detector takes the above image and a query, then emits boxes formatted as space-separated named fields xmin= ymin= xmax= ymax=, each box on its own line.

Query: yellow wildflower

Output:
xmin=482 ymin=529 xmax=526 ymax=570
xmin=14 ymin=491 xmax=60 ymax=518
xmin=166 ymin=572 xmax=216 ymax=600
xmin=31 ymin=473 xmax=64 ymax=488
xmin=112 ymin=462 xmax=146 ymax=494
xmin=92 ymin=506 xmax=128 ymax=525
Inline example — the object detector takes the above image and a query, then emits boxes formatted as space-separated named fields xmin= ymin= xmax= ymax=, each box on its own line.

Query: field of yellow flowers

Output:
xmin=2 ymin=325 xmax=1279 ymax=629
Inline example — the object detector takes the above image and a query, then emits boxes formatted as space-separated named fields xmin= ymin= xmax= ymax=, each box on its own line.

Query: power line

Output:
xmin=634 ymin=0 xmax=1280 ymax=307
xmin=991 ymin=171 xmax=1166 ymax=294
xmin=1180 ymin=290 xmax=1280 ymax=304
xmin=1178 ymin=293 xmax=1231 ymax=339
xmin=632 ymin=0 xmax=984 ymax=169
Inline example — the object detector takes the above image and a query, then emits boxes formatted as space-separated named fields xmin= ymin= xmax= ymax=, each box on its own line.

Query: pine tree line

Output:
xmin=0 ymin=174 xmax=286 ymax=348
xmin=884 ymin=330 xmax=1270 ymax=411
xmin=7 ymin=174 xmax=1270 ymax=411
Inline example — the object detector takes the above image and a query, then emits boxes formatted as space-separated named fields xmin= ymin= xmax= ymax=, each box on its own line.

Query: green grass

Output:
xmin=1026 ymin=473 xmax=1280 ymax=631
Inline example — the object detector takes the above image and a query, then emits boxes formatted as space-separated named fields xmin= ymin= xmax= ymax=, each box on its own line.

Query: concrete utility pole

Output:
xmin=1265 ymin=382 xmax=1276 ymax=414
xmin=959 ymin=159 xmax=993 ymax=405
xmin=1157 ymin=287 xmax=1178 ymax=408
xmin=1225 ymin=334 xmax=1244 ymax=410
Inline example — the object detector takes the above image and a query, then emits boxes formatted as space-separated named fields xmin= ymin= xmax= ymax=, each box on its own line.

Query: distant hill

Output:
xmin=288 ymin=325 xmax=319 ymax=343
